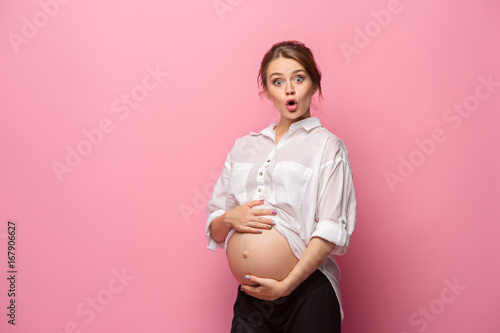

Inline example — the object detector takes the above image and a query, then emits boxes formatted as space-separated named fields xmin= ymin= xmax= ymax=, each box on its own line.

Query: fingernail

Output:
xmin=245 ymin=275 xmax=251 ymax=280
xmin=272 ymin=210 xmax=277 ymax=215
xmin=267 ymin=225 xmax=272 ymax=229
xmin=259 ymin=199 xmax=265 ymax=202
xmin=258 ymin=230 xmax=262 ymax=233
xmin=271 ymin=221 xmax=276 ymax=226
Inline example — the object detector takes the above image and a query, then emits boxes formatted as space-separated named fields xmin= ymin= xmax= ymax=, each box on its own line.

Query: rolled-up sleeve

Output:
xmin=205 ymin=145 xmax=233 ymax=251
xmin=311 ymin=137 xmax=356 ymax=256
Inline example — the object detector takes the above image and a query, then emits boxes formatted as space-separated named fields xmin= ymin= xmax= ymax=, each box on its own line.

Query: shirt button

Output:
xmin=267 ymin=159 xmax=270 ymax=163
xmin=258 ymin=188 xmax=262 ymax=192
xmin=342 ymin=220 xmax=346 ymax=225
xmin=259 ymin=172 xmax=263 ymax=176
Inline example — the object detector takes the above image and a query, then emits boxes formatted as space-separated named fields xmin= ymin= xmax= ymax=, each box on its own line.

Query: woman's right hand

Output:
xmin=222 ymin=200 xmax=276 ymax=234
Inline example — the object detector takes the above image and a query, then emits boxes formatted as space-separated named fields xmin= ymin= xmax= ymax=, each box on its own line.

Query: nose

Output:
xmin=285 ymin=82 xmax=295 ymax=95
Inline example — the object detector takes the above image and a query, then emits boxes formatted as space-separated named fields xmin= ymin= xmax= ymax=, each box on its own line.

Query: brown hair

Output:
xmin=258 ymin=40 xmax=323 ymax=98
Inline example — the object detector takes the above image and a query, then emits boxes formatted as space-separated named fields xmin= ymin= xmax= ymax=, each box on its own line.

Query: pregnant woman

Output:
xmin=205 ymin=40 xmax=356 ymax=333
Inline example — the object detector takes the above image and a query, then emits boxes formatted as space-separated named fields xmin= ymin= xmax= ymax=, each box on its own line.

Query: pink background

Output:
xmin=1 ymin=0 xmax=499 ymax=332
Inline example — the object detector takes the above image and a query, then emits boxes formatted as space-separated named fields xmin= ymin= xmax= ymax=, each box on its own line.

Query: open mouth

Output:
xmin=286 ymin=99 xmax=297 ymax=111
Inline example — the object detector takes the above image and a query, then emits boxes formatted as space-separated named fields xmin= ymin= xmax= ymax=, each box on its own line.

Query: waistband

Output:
xmin=286 ymin=269 xmax=329 ymax=300
xmin=237 ymin=269 xmax=330 ymax=304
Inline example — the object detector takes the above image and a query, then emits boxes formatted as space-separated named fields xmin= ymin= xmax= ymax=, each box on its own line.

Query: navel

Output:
xmin=242 ymin=251 xmax=249 ymax=259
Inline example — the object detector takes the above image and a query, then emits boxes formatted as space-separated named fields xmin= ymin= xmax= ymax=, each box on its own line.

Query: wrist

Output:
xmin=210 ymin=212 xmax=233 ymax=243
xmin=281 ymin=274 xmax=300 ymax=297
xmin=221 ymin=211 xmax=231 ymax=228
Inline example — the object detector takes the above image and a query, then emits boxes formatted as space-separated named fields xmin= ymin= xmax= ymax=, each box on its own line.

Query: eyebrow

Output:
xmin=269 ymin=69 xmax=307 ymax=78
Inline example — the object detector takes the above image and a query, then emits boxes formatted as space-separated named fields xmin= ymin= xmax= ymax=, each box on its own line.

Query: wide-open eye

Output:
xmin=273 ymin=79 xmax=283 ymax=86
xmin=294 ymin=76 xmax=304 ymax=83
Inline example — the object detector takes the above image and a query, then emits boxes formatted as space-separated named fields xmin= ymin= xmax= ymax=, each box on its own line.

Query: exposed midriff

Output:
xmin=226 ymin=227 xmax=299 ymax=285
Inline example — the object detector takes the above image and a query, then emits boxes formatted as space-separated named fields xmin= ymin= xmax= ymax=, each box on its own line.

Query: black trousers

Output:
xmin=231 ymin=270 xmax=341 ymax=333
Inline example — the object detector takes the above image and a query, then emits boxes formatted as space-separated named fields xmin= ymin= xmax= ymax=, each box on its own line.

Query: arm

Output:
xmin=209 ymin=215 xmax=232 ymax=243
xmin=281 ymin=237 xmax=336 ymax=295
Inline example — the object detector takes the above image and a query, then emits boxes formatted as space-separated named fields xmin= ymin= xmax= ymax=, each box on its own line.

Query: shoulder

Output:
xmin=233 ymin=122 xmax=272 ymax=146
xmin=233 ymin=132 xmax=257 ymax=148
xmin=311 ymin=126 xmax=346 ymax=150
xmin=315 ymin=126 xmax=340 ymax=140
xmin=226 ymin=131 xmax=262 ymax=158
xmin=311 ymin=127 xmax=352 ymax=164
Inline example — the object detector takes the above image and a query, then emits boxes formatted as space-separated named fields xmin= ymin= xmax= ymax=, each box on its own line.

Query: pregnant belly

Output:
xmin=226 ymin=228 xmax=299 ymax=286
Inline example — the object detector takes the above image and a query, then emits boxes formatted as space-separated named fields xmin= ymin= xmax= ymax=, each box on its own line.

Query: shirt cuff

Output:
xmin=206 ymin=209 xmax=226 ymax=251
xmin=311 ymin=219 xmax=350 ymax=255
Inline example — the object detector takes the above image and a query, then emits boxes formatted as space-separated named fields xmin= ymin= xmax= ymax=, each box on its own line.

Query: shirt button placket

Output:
xmin=256 ymin=168 xmax=265 ymax=198
xmin=256 ymin=150 xmax=275 ymax=200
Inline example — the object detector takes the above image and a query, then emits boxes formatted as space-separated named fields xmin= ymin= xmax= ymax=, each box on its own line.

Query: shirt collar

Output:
xmin=250 ymin=117 xmax=322 ymax=137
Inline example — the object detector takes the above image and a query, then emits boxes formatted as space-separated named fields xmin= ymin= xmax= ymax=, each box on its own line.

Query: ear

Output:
xmin=312 ymin=84 xmax=318 ymax=95
xmin=263 ymin=87 xmax=270 ymax=99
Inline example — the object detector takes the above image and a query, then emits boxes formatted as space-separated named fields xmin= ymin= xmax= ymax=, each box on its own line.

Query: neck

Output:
xmin=275 ymin=112 xmax=311 ymax=135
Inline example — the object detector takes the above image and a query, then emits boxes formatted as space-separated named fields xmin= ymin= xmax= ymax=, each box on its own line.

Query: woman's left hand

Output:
xmin=240 ymin=275 xmax=290 ymax=301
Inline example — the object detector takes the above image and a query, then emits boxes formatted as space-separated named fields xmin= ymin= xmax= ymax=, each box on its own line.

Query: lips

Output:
xmin=286 ymin=99 xmax=297 ymax=111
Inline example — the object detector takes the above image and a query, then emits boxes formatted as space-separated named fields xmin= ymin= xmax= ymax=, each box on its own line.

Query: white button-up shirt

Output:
xmin=205 ymin=117 xmax=356 ymax=319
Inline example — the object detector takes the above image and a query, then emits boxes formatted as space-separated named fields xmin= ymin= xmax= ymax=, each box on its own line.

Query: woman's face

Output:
xmin=264 ymin=57 xmax=317 ymax=124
